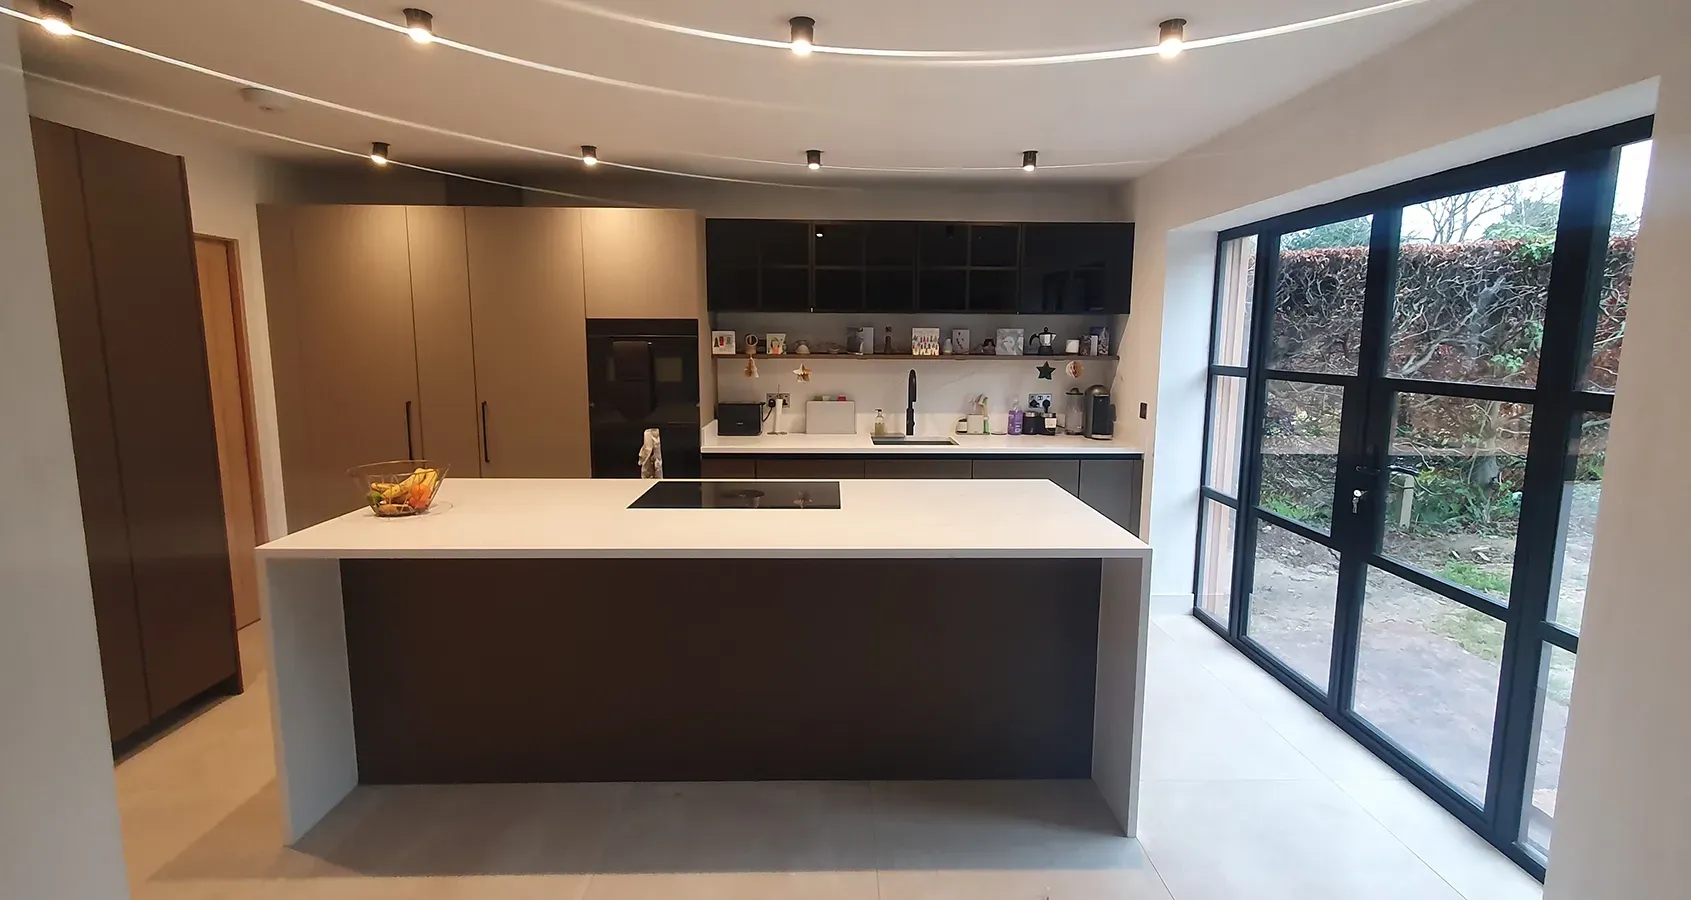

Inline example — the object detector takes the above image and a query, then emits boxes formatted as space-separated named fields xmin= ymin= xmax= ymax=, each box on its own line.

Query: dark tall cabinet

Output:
xmin=31 ymin=119 xmax=241 ymax=746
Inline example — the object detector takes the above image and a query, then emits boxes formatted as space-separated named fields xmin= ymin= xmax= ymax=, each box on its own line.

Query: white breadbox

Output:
xmin=805 ymin=400 xmax=857 ymax=434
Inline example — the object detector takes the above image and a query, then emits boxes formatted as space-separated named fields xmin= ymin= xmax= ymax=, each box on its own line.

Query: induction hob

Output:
xmin=629 ymin=480 xmax=841 ymax=509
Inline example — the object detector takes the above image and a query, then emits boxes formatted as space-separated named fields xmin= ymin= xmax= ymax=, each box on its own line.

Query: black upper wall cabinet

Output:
xmin=705 ymin=219 xmax=1133 ymax=315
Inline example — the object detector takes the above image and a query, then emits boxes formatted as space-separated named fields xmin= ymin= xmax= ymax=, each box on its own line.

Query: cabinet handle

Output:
xmin=480 ymin=401 xmax=491 ymax=464
xmin=404 ymin=401 xmax=415 ymax=459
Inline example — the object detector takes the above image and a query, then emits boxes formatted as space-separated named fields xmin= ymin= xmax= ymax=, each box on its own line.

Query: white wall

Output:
xmin=26 ymin=80 xmax=291 ymax=541
xmin=0 ymin=21 xmax=131 ymax=900
xmin=1124 ymin=0 xmax=1691 ymax=892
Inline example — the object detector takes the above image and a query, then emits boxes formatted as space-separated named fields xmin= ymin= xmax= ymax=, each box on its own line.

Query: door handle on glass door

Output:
xmin=1352 ymin=489 xmax=1367 ymax=513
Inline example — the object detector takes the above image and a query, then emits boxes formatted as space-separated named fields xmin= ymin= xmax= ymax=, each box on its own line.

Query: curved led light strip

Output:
xmin=0 ymin=6 xmax=830 ymax=189
xmin=288 ymin=0 xmax=796 ymax=109
xmin=533 ymin=0 xmax=1444 ymax=65
xmin=19 ymin=70 xmax=646 ymax=206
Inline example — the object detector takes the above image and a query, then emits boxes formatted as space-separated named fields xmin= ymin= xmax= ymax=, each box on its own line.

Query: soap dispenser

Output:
xmin=873 ymin=409 xmax=887 ymax=437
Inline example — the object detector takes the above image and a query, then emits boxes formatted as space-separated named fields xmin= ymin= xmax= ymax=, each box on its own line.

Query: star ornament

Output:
xmin=1036 ymin=362 xmax=1056 ymax=380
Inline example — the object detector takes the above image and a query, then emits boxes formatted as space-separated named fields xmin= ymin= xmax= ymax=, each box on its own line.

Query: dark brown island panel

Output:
xmin=340 ymin=557 xmax=1102 ymax=783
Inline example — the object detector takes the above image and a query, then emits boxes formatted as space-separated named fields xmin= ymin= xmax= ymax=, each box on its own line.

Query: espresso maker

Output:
xmin=1082 ymin=384 xmax=1115 ymax=440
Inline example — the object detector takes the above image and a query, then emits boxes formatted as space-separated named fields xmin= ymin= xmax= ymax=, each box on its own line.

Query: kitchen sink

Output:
xmin=871 ymin=436 xmax=959 ymax=446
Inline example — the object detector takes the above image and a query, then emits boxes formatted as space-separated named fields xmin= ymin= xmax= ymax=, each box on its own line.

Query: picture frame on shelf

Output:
xmin=995 ymin=328 xmax=1025 ymax=356
xmin=912 ymin=328 xmax=941 ymax=357
xmin=711 ymin=331 xmax=737 ymax=355
xmin=951 ymin=329 xmax=971 ymax=356
xmin=766 ymin=333 xmax=787 ymax=356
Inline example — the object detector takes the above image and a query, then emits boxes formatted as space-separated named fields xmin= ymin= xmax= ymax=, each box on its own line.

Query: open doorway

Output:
xmin=193 ymin=234 xmax=266 ymax=630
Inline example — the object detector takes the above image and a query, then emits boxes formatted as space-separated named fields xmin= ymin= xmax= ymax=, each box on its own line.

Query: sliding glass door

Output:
xmin=1194 ymin=121 xmax=1653 ymax=877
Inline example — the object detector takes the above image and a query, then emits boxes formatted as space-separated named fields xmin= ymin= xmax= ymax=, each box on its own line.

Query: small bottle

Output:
xmin=1009 ymin=403 xmax=1023 ymax=435
xmin=883 ymin=326 xmax=894 ymax=355
xmin=873 ymin=409 xmax=887 ymax=437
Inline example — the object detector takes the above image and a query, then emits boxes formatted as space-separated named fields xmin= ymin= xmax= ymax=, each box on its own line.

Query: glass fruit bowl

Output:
xmin=348 ymin=460 xmax=447 ymax=517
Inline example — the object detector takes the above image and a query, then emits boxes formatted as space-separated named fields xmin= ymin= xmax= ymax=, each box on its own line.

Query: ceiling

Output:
xmin=17 ymin=0 xmax=1469 ymax=185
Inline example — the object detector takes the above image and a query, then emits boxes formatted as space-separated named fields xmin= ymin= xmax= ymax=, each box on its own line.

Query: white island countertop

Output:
xmin=702 ymin=427 xmax=1143 ymax=457
xmin=257 ymin=477 xmax=1150 ymax=560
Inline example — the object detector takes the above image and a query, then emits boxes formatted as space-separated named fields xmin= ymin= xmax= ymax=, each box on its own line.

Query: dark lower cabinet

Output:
xmin=863 ymin=458 xmax=974 ymax=479
xmin=755 ymin=457 xmax=867 ymax=480
xmin=970 ymin=458 xmax=1082 ymax=496
xmin=701 ymin=456 xmax=758 ymax=479
xmin=32 ymin=119 xmax=241 ymax=745
xmin=1079 ymin=458 xmax=1144 ymax=536
xmin=700 ymin=453 xmax=1143 ymax=535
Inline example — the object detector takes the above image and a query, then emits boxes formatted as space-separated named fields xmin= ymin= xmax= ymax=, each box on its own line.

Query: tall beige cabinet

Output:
xmin=464 ymin=208 xmax=591 ymax=478
xmin=259 ymin=205 xmax=594 ymax=530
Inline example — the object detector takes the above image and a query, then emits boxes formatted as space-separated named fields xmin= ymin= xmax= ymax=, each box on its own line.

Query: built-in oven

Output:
xmin=586 ymin=318 xmax=702 ymax=477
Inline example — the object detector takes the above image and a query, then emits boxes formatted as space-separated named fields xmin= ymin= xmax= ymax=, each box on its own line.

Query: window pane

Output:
xmin=1205 ymin=376 xmax=1246 ymax=496
xmin=1381 ymin=393 xmax=1532 ymax=605
xmin=1270 ymin=217 xmax=1370 ymax=375
xmin=1214 ymin=236 xmax=1257 ymax=366
xmin=1196 ymin=501 xmax=1237 ymax=624
xmin=1521 ymin=644 xmax=1576 ymax=859
xmin=1353 ymin=567 xmax=1503 ymax=802
xmin=1246 ymin=521 xmax=1337 ymax=692
xmin=1394 ymin=173 xmax=1565 ymax=387
xmin=1586 ymin=140 xmax=1652 ymax=392
xmin=1259 ymin=380 xmax=1342 ymax=532
xmin=1548 ymin=412 xmax=1608 ymax=633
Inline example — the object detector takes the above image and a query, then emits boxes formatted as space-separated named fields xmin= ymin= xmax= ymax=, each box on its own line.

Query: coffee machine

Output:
xmin=1082 ymin=385 xmax=1115 ymax=440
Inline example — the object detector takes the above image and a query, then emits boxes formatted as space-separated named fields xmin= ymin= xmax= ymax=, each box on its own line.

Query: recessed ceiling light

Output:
xmin=38 ymin=0 xmax=74 ymax=36
xmin=1022 ymin=150 xmax=1038 ymax=172
xmin=403 ymin=8 xmax=434 ymax=44
xmin=581 ymin=145 xmax=598 ymax=166
xmin=789 ymin=16 xmax=815 ymax=56
xmin=1158 ymin=18 xmax=1187 ymax=58
xmin=806 ymin=149 xmax=822 ymax=170
xmin=370 ymin=141 xmax=390 ymax=166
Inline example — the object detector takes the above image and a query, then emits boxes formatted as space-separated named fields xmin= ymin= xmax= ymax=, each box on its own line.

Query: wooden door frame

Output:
xmin=195 ymin=234 xmax=268 ymax=543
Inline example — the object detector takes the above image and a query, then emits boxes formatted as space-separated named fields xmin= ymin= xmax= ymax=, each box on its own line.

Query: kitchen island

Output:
xmin=258 ymin=477 xmax=1151 ymax=845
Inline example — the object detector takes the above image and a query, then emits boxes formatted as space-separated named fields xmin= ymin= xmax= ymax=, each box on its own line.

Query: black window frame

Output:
xmin=1192 ymin=117 xmax=1651 ymax=880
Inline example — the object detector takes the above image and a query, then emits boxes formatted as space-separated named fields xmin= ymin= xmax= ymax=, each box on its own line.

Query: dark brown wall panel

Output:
xmin=342 ymin=557 xmax=1100 ymax=784
xmin=75 ymin=130 xmax=238 ymax=715
xmin=29 ymin=119 xmax=152 ymax=741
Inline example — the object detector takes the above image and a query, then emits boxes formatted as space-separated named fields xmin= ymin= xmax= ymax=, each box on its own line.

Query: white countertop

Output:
xmin=703 ymin=427 xmax=1143 ymax=457
xmin=257 ymin=478 xmax=1150 ymax=560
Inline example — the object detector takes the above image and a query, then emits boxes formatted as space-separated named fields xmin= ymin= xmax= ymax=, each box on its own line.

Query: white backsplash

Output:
xmin=714 ymin=355 xmax=1118 ymax=436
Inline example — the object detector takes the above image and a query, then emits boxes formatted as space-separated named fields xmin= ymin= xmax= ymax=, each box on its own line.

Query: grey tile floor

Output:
xmin=117 ymin=615 xmax=1541 ymax=899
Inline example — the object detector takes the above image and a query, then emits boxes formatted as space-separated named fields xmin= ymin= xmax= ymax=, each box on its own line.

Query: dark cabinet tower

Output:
xmin=31 ymin=119 xmax=241 ymax=746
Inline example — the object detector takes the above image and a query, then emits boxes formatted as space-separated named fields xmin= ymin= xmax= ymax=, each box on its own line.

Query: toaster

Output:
xmin=716 ymin=402 xmax=764 ymax=436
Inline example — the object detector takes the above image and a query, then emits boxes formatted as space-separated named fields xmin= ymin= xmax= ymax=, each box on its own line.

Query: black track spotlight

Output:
xmin=38 ymin=0 xmax=75 ymax=36
xmin=1022 ymin=150 xmax=1038 ymax=172
xmin=1158 ymin=18 xmax=1187 ymax=58
xmin=789 ymin=16 xmax=816 ymax=55
xmin=806 ymin=149 xmax=822 ymax=170
xmin=581 ymin=145 xmax=599 ymax=167
xmin=403 ymin=8 xmax=435 ymax=43
xmin=370 ymin=142 xmax=390 ymax=166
